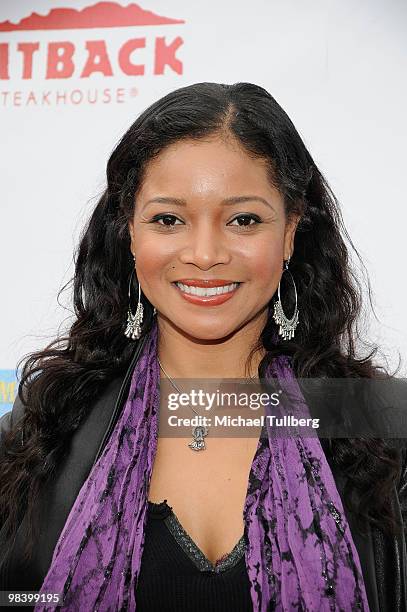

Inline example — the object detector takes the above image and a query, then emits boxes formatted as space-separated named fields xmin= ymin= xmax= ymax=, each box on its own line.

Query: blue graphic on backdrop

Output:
xmin=0 ymin=370 xmax=18 ymax=417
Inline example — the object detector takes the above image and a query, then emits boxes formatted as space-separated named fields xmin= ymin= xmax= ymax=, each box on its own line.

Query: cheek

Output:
xmin=132 ymin=234 xmax=174 ymax=290
xmin=239 ymin=237 xmax=283 ymax=287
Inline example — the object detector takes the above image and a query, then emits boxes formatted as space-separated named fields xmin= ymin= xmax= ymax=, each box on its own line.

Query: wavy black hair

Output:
xmin=0 ymin=82 xmax=401 ymax=563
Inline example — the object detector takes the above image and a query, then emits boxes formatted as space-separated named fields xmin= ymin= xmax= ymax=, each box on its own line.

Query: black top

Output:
xmin=135 ymin=500 xmax=253 ymax=611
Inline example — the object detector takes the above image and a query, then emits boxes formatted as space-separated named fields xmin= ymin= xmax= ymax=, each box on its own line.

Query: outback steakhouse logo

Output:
xmin=0 ymin=2 xmax=185 ymax=106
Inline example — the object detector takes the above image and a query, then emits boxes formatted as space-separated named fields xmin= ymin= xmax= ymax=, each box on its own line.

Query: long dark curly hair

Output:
xmin=0 ymin=82 xmax=401 ymax=563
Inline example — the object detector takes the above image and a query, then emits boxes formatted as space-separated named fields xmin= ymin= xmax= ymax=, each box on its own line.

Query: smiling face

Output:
xmin=128 ymin=135 xmax=298 ymax=342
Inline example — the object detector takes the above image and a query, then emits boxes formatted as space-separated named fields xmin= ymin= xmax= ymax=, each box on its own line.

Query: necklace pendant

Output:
xmin=188 ymin=425 xmax=209 ymax=451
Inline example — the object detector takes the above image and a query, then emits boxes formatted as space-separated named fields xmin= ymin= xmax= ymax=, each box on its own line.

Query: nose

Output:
xmin=178 ymin=220 xmax=231 ymax=270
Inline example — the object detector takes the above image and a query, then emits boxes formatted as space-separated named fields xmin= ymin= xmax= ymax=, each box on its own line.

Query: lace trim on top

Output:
xmin=148 ymin=500 xmax=246 ymax=574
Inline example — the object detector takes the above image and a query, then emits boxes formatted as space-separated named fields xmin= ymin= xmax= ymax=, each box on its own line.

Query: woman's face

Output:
xmin=128 ymin=136 xmax=298 ymax=341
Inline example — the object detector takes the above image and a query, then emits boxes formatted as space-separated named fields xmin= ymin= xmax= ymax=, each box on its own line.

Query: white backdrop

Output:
xmin=1 ymin=0 xmax=406 ymax=413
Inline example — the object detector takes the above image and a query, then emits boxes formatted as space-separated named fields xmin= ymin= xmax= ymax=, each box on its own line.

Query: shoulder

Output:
xmin=0 ymin=370 xmax=125 ymax=456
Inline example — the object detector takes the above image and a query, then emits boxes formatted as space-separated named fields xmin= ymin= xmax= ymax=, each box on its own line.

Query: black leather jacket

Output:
xmin=1 ymin=337 xmax=406 ymax=611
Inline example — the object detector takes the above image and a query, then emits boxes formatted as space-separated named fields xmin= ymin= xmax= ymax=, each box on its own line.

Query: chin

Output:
xmin=166 ymin=317 xmax=241 ymax=343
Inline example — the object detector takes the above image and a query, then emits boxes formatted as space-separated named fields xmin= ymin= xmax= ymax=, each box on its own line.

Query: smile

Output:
xmin=171 ymin=281 xmax=242 ymax=305
xmin=175 ymin=282 xmax=239 ymax=296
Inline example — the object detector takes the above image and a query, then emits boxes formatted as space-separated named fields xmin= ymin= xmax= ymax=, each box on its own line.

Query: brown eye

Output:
xmin=229 ymin=214 xmax=262 ymax=227
xmin=151 ymin=214 xmax=182 ymax=226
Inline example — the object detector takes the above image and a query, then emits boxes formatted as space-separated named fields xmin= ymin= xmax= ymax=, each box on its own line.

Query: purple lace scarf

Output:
xmin=35 ymin=319 xmax=369 ymax=611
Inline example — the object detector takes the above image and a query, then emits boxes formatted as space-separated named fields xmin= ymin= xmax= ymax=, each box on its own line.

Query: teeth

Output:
xmin=175 ymin=282 xmax=239 ymax=296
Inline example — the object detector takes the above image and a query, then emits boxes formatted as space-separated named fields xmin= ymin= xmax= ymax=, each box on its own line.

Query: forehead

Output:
xmin=137 ymin=137 xmax=276 ymax=200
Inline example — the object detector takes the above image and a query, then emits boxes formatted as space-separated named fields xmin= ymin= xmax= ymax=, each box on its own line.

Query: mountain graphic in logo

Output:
xmin=0 ymin=1 xmax=185 ymax=32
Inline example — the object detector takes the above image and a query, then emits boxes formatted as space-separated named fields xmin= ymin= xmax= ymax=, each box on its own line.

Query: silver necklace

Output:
xmin=157 ymin=356 xmax=209 ymax=451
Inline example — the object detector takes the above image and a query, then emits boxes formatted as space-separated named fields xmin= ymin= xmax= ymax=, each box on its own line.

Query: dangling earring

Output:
xmin=124 ymin=257 xmax=157 ymax=340
xmin=124 ymin=268 xmax=144 ymax=340
xmin=272 ymin=256 xmax=299 ymax=340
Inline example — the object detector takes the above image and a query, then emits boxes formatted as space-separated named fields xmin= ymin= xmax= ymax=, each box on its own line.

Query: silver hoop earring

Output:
xmin=124 ymin=269 xmax=144 ymax=340
xmin=272 ymin=257 xmax=299 ymax=340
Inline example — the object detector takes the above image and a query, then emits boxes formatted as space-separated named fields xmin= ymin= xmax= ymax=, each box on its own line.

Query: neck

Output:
xmin=156 ymin=312 xmax=268 ymax=380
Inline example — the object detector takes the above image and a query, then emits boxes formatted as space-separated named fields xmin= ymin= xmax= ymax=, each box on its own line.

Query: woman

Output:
xmin=0 ymin=82 xmax=406 ymax=611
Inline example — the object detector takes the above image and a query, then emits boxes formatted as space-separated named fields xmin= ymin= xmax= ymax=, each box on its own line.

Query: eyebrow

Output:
xmin=144 ymin=195 xmax=275 ymax=210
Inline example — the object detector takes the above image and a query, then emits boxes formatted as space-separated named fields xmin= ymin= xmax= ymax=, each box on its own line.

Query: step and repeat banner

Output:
xmin=1 ymin=0 xmax=406 ymax=416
